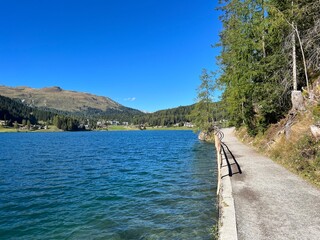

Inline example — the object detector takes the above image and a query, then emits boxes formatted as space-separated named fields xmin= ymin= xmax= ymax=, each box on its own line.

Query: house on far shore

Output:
xmin=184 ymin=122 xmax=194 ymax=128
xmin=112 ymin=121 xmax=120 ymax=125
xmin=0 ymin=120 xmax=8 ymax=126
xmin=96 ymin=121 xmax=108 ymax=129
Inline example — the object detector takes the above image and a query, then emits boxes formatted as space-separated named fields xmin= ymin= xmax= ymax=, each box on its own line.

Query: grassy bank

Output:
xmin=107 ymin=126 xmax=195 ymax=131
xmin=236 ymin=110 xmax=320 ymax=187
xmin=146 ymin=126 xmax=194 ymax=131
xmin=1 ymin=125 xmax=195 ymax=132
xmin=106 ymin=125 xmax=138 ymax=131
xmin=0 ymin=125 xmax=62 ymax=133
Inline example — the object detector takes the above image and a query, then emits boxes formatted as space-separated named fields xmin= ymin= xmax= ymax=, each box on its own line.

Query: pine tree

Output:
xmin=216 ymin=0 xmax=295 ymax=134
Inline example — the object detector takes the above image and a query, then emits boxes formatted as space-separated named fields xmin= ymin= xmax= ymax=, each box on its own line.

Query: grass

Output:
xmin=106 ymin=125 xmax=138 ymax=131
xmin=1 ymin=125 xmax=195 ymax=133
xmin=0 ymin=125 xmax=62 ymax=133
xmin=106 ymin=126 xmax=195 ymax=131
xmin=0 ymin=126 xmax=19 ymax=132
xmin=269 ymin=133 xmax=320 ymax=187
xmin=146 ymin=126 xmax=195 ymax=131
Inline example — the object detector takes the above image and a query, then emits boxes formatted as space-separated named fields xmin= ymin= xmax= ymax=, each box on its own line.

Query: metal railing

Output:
xmin=214 ymin=127 xmax=242 ymax=195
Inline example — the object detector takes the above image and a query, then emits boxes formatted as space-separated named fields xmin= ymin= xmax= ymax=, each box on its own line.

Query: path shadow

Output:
xmin=220 ymin=142 xmax=242 ymax=177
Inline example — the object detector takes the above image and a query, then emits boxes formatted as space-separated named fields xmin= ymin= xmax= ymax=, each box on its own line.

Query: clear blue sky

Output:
xmin=0 ymin=0 xmax=221 ymax=112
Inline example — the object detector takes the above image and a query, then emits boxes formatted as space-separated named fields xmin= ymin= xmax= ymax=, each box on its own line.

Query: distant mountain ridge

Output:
xmin=0 ymin=85 xmax=142 ymax=116
xmin=0 ymin=85 xmax=201 ymax=126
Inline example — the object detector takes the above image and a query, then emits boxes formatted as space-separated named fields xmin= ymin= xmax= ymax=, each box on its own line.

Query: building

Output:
xmin=184 ymin=122 xmax=194 ymax=128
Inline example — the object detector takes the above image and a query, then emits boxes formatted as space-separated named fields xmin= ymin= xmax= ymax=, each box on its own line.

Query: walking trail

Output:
xmin=221 ymin=127 xmax=320 ymax=240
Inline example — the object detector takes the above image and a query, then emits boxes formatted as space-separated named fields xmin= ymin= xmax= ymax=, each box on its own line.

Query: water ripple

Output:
xmin=0 ymin=131 xmax=217 ymax=239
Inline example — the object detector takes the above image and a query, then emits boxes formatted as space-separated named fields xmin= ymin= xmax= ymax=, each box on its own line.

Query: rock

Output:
xmin=198 ymin=131 xmax=208 ymax=141
xmin=310 ymin=125 xmax=320 ymax=140
xmin=291 ymin=90 xmax=305 ymax=111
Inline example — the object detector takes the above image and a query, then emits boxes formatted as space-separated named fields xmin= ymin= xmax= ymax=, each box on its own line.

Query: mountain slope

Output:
xmin=0 ymin=85 xmax=142 ymax=116
xmin=0 ymin=94 xmax=55 ymax=124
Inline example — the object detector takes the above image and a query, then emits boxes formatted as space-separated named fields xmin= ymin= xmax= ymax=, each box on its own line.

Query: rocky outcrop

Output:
xmin=198 ymin=130 xmax=215 ymax=142
xmin=198 ymin=131 xmax=208 ymax=141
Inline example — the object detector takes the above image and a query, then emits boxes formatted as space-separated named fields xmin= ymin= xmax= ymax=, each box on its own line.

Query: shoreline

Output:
xmin=0 ymin=126 xmax=195 ymax=133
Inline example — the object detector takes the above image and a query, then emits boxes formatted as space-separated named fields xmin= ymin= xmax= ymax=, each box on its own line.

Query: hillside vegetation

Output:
xmin=216 ymin=0 xmax=319 ymax=135
xmin=0 ymin=85 xmax=227 ymax=128
xmin=209 ymin=0 xmax=320 ymax=186
xmin=0 ymin=95 xmax=83 ymax=131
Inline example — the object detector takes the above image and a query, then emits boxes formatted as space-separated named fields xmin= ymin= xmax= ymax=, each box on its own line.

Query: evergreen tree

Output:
xmin=216 ymin=0 xmax=299 ymax=135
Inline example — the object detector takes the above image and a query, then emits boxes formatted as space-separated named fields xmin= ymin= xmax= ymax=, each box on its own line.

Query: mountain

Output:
xmin=0 ymin=85 xmax=220 ymax=126
xmin=0 ymin=85 xmax=143 ymax=118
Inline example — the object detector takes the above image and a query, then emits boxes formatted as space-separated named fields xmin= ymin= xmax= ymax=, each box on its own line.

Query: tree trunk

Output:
xmin=294 ymin=26 xmax=310 ymax=93
xmin=292 ymin=23 xmax=297 ymax=91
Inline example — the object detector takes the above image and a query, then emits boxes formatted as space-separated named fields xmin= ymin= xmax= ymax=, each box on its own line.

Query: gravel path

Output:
xmin=221 ymin=127 xmax=320 ymax=240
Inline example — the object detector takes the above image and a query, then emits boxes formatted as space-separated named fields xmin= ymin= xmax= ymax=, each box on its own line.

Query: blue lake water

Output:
xmin=0 ymin=130 xmax=218 ymax=239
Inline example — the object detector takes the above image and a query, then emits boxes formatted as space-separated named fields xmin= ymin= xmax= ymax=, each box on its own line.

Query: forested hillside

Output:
xmin=0 ymin=95 xmax=55 ymax=124
xmin=217 ymin=0 xmax=320 ymax=135
xmin=133 ymin=105 xmax=194 ymax=126
xmin=1 ymin=94 xmax=214 ymax=129
xmin=0 ymin=95 xmax=83 ymax=131
xmin=213 ymin=0 xmax=320 ymax=186
xmin=132 ymin=101 xmax=226 ymax=127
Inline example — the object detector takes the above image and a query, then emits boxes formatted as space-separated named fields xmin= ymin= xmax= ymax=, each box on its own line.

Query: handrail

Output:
xmin=221 ymin=142 xmax=242 ymax=174
xmin=214 ymin=126 xmax=242 ymax=195
xmin=221 ymin=144 xmax=233 ymax=177
xmin=214 ymin=128 xmax=223 ymax=195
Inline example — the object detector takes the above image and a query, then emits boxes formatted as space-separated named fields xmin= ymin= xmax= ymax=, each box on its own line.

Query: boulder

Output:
xmin=291 ymin=90 xmax=305 ymax=111
xmin=310 ymin=125 xmax=320 ymax=140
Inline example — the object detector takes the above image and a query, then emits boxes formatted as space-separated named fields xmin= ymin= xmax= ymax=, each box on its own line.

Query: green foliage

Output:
xmin=52 ymin=115 xmax=80 ymax=131
xmin=216 ymin=0 xmax=320 ymax=135
xmin=0 ymin=95 xmax=83 ymax=131
xmin=216 ymin=0 xmax=315 ymax=135
xmin=0 ymin=95 xmax=52 ymax=125
xmin=312 ymin=104 xmax=320 ymax=122
xmin=270 ymin=134 xmax=320 ymax=187
xmin=133 ymin=105 xmax=194 ymax=127
xmin=190 ymin=69 xmax=217 ymax=131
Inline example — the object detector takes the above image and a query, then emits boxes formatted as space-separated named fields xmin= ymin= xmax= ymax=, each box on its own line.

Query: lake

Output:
xmin=0 ymin=130 xmax=218 ymax=239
